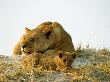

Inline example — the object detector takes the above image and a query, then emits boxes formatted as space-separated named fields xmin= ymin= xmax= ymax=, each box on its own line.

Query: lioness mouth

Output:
xmin=22 ymin=50 xmax=31 ymax=54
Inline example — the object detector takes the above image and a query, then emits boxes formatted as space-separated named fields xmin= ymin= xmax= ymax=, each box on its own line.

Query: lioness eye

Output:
xmin=30 ymin=38 xmax=34 ymax=42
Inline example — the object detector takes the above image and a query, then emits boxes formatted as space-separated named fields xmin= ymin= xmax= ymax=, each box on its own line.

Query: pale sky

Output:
xmin=0 ymin=0 xmax=110 ymax=55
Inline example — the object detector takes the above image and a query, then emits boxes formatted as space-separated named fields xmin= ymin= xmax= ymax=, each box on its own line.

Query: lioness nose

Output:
xmin=22 ymin=44 xmax=27 ymax=48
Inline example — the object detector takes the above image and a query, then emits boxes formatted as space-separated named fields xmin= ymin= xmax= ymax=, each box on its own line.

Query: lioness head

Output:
xmin=21 ymin=22 xmax=62 ymax=54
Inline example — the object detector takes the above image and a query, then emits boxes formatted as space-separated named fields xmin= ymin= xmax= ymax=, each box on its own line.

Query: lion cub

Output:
xmin=21 ymin=51 xmax=76 ymax=72
xmin=54 ymin=51 xmax=76 ymax=71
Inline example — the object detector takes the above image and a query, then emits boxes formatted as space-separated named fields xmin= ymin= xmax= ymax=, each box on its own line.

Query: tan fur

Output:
xmin=21 ymin=51 xmax=76 ymax=72
xmin=54 ymin=51 xmax=76 ymax=71
xmin=21 ymin=52 xmax=56 ymax=71
xmin=13 ymin=22 xmax=75 ymax=55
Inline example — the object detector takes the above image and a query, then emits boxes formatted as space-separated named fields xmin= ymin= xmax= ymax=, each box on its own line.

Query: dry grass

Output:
xmin=0 ymin=46 xmax=110 ymax=82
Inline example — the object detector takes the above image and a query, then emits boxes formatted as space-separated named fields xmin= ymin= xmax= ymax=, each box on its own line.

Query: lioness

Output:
xmin=13 ymin=22 xmax=75 ymax=55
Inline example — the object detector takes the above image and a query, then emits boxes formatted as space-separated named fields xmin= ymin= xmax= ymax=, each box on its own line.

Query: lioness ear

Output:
xmin=58 ymin=51 xmax=63 ymax=58
xmin=25 ymin=27 xmax=31 ymax=33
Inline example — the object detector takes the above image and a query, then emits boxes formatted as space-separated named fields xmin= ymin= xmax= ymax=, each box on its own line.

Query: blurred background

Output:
xmin=0 ymin=0 xmax=110 ymax=55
